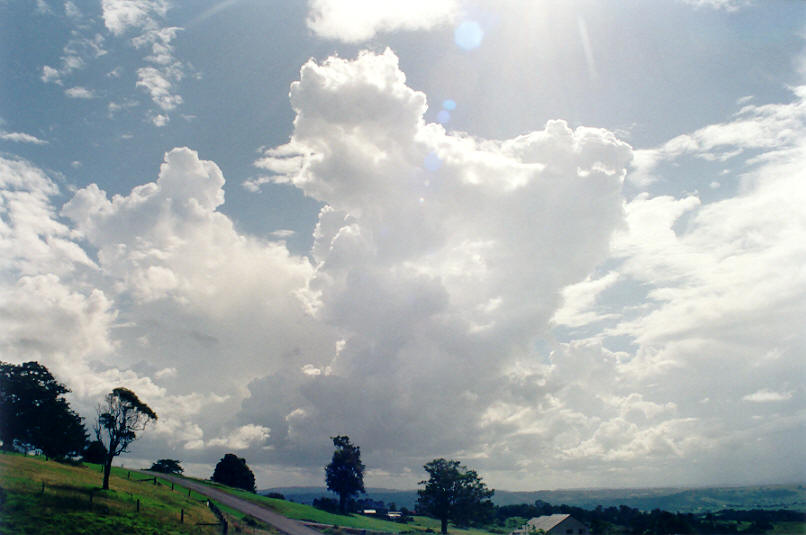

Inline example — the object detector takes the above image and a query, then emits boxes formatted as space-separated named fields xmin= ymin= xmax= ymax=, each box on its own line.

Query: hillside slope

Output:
xmin=0 ymin=453 xmax=221 ymax=535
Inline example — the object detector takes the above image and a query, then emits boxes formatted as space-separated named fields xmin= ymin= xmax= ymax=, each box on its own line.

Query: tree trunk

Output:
xmin=102 ymin=455 xmax=113 ymax=490
xmin=441 ymin=517 xmax=448 ymax=535
xmin=339 ymin=493 xmax=347 ymax=514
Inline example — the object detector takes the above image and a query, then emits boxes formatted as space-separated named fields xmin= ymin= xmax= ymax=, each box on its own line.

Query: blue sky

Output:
xmin=1 ymin=0 xmax=805 ymax=491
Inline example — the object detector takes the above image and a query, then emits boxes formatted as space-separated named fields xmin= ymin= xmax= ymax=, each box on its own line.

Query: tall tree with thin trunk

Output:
xmin=325 ymin=435 xmax=365 ymax=513
xmin=95 ymin=387 xmax=157 ymax=490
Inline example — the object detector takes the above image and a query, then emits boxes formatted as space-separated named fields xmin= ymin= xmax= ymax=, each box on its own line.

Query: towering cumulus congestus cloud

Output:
xmin=250 ymin=49 xmax=633 ymax=469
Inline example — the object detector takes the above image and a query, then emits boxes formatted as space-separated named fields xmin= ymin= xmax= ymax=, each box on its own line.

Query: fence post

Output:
xmin=171 ymin=482 xmax=174 ymax=491
xmin=153 ymin=477 xmax=157 ymax=486
xmin=41 ymin=481 xmax=45 ymax=495
xmin=188 ymin=488 xmax=192 ymax=497
xmin=128 ymin=471 xmax=131 ymax=480
xmin=180 ymin=508 xmax=184 ymax=523
xmin=136 ymin=498 xmax=140 ymax=512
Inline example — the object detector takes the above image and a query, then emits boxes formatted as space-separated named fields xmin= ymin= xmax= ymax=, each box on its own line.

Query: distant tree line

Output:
xmin=494 ymin=500 xmax=806 ymax=534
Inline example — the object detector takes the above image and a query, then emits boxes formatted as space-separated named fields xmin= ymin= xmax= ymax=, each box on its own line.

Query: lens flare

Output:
xmin=437 ymin=110 xmax=451 ymax=123
xmin=455 ymin=20 xmax=484 ymax=50
xmin=424 ymin=152 xmax=442 ymax=171
xmin=442 ymin=99 xmax=456 ymax=111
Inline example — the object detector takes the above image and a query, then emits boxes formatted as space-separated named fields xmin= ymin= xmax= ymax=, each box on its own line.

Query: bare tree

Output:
xmin=95 ymin=387 xmax=157 ymax=490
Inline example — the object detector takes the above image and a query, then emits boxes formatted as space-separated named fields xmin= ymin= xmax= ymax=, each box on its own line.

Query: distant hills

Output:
xmin=261 ymin=484 xmax=806 ymax=514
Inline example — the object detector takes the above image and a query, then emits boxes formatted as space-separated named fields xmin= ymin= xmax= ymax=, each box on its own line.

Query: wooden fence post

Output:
xmin=171 ymin=482 xmax=174 ymax=491
xmin=127 ymin=471 xmax=131 ymax=479
xmin=41 ymin=481 xmax=45 ymax=495
xmin=136 ymin=498 xmax=140 ymax=512
xmin=188 ymin=488 xmax=192 ymax=497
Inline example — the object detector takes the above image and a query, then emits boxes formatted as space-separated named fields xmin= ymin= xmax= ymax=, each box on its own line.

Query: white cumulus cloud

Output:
xmin=244 ymin=48 xmax=634 ymax=481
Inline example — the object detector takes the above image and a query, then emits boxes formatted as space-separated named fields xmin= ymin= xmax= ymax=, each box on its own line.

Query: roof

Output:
xmin=526 ymin=514 xmax=571 ymax=532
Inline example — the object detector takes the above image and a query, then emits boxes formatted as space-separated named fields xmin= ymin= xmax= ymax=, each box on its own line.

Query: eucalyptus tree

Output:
xmin=95 ymin=387 xmax=157 ymax=490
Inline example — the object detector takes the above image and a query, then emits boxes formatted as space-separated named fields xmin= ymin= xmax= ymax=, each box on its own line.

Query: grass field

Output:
xmin=0 ymin=452 xmax=224 ymax=535
xmin=0 ymin=452 xmax=493 ymax=535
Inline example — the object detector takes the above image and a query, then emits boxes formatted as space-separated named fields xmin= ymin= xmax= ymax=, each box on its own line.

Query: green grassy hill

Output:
xmin=175 ymin=474 xmax=496 ymax=535
xmin=0 ymin=452 xmax=245 ymax=535
xmin=0 ymin=453 xmax=494 ymax=535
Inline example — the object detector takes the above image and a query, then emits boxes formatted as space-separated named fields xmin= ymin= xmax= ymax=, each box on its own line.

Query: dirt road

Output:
xmin=145 ymin=471 xmax=324 ymax=535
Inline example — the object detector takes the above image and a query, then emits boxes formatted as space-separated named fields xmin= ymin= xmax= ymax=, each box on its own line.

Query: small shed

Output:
xmin=511 ymin=514 xmax=589 ymax=535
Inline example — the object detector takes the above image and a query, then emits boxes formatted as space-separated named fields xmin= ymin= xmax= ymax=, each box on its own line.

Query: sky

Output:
xmin=1 ymin=0 xmax=805 ymax=492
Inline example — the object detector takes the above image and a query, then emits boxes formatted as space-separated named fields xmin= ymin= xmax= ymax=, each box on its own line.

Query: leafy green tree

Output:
xmin=150 ymin=458 xmax=184 ymax=474
xmin=417 ymin=458 xmax=495 ymax=534
xmin=212 ymin=453 xmax=256 ymax=492
xmin=95 ymin=387 xmax=157 ymax=490
xmin=36 ymin=398 xmax=88 ymax=460
xmin=325 ymin=435 xmax=366 ymax=513
xmin=0 ymin=361 xmax=87 ymax=459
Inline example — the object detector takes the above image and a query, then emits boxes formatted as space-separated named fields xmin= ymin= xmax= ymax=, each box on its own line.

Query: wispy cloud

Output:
xmin=743 ymin=389 xmax=793 ymax=403
xmin=680 ymin=0 xmax=751 ymax=11
xmin=629 ymin=85 xmax=806 ymax=185
xmin=100 ymin=1 xmax=186 ymax=124
xmin=65 ymin=86 xmax=96 ymax=99
xmin=0 ymin=131 xmax=48 ymax=144
xmin=40 ymin=32 xmax=106 ymax=86
xmin=101 ymin=0 xmax=168 ymax=35
xmin=306 ymin=0 xmax=459 ymax=42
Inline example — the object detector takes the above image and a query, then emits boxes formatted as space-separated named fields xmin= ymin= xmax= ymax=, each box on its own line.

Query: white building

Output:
xmin=510 ymin=514 xmax=589 ymax=535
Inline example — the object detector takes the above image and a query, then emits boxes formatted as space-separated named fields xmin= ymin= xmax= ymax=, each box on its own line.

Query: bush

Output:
xmin=82 ymin=440 xmax=106 ymax=464
xmin=149 ymin=458 xmax=183 ymax=474
xmin=313 ymin=497 xmax=342 ymax=514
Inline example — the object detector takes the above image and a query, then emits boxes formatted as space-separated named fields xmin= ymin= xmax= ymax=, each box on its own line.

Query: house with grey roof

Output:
xmin=509 ymin=514 xmax=589 ymax=535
